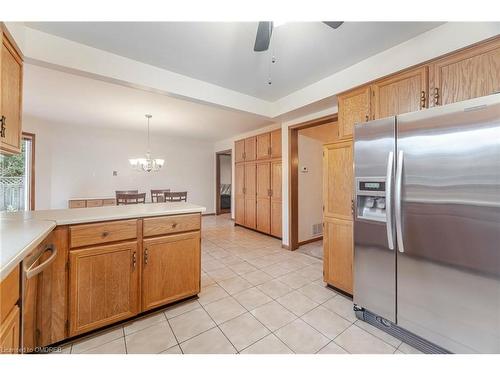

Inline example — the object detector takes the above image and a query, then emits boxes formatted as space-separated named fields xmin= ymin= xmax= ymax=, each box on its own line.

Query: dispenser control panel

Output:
xmin=355 ymin=177 xmax=387 ymax=222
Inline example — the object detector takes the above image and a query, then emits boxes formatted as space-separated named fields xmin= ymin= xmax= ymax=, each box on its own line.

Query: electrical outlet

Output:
xmin=301 ymin=166 xmax=308 ymax=173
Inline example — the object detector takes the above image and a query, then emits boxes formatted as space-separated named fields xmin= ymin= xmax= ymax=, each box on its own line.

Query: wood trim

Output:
xmin=288 ymin=114 xmax=338 ymax=251
xmin=215 ymin=150 xmax=231 ymax=216
xmin=0 ymin=23 xmax=23 ymax=59
xmin=298 ymin=236 xmax=323 ymax=247
xmin=289 ymin=114 xmax=338 ymax=131
xmin=22 ymin=132 xmax=35 ymax=210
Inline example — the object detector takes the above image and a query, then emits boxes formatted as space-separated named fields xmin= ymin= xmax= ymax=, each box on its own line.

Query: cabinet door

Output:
xmin=270 ymin=129 xmax=282 ymax=158
xmin=431 ymin=38 xmax=500 ymax=106
xmin=323 ymin=140 xmax=353 ymax=221
xmin=235 ymin=163 xmax=245 ymax=225
xmin=372 ymin=66 xmax=428 ymax=119
xmin=142 ymin=232 xmax=201 ymax=311
xmin=1 ymin=32 xmax=23 ymax=155
xmin=323 ymin=217 xmax=353 ymax=294
xmin=270 ymin=161 xmax=282 ymax=238
xmin=256 ymin=162 xmax=271 ymax=233
xmin=235 ymin=139 xmax=245 ymax=163
xmin=256 ymin=133 xmax=271 ymax=160
xmin=338 ymin=86 xmax=371 ymax=139
xmin=0 ymin=306 xmax=20 ymax=354
xmin=69 ymin=242 xmax=139 ymax=336
xmin=244 ymin=163 xmax=257 ymax=228
xmin=244 ymin=137 xmax=256 ymax=161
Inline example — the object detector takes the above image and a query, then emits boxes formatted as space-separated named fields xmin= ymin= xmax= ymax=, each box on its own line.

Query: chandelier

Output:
xmin=129 ymin=114 xmax=165 ymax=172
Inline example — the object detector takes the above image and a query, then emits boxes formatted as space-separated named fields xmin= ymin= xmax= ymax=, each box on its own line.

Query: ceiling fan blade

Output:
xmin=254 ymin=21 xmax=273 ymax=52
xmin=323 ymin=21 xmax=344 ymax=29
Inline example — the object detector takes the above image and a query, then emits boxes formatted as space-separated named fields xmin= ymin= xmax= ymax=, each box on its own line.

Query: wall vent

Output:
xmin=312 ymin=223 xmax=323 ymax=236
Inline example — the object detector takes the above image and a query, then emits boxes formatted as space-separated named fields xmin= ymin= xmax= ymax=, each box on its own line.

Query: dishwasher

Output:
xmin=21 ymin=234 xmax=59 ymax=353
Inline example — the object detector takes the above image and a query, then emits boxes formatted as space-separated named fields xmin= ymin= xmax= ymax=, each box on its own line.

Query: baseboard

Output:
xmin=298 ymin=236 xmax=323 ymax=247
xmin=202 ymin=212 xmax=215 ymax=216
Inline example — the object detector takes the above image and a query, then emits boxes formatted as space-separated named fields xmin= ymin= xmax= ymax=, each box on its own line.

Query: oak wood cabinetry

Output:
xmin=235 ymin=163 xmax=245 ymax=225
xmin=338 ymin=86 xmax=371 ymax=138
xmin=0 ymin=25 xmax=23 ymax=155
xmin=270 ymin=160 xmax=282 ymax=238
xmin=323 ymin=140 xmax=353 ymax=294
xmin=235 ymin=128 xmax=282 ymax=238
xmin=430 ymin=37 xmax=500 ymax=107
xmin=235 ymin=139 xmax=245 ymax=163
xmin=65 ymin=213 xmax=202 ymax=340
xmin=323 ymin=217 xmax=353 ymax=294
xmin=0 ymin=265 xmax=20 ymax=354
xmin=371 ymin=66 xmax=429 ymax=119
xmin=142 ymin=231 xmax=201 ymax=311
xmin=69 ymin=241 xmax=139 ymax=336
xmin=68 ymin=198 xmax=116 ymax=208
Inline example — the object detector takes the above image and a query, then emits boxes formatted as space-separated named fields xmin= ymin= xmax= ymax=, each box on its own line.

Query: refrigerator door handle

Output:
xmin=385 ymin=151 xmax=395 ymax=250
xmin=395 ymin=150 xmax=405 ymax=253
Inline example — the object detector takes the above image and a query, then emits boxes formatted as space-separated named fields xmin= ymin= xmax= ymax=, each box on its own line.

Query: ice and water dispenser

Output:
xmin=355 ymin=178 xmax=387 ymax=222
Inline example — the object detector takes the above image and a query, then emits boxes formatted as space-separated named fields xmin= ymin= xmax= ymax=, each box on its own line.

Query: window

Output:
xmin=0 ymin=133 xmax=35 ymax=212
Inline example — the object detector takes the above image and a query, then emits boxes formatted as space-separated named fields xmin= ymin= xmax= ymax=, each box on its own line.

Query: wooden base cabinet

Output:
xmin=0 ymin=306 xmax=20 ymax=354
xmin=69 ymin=241 xmax=139 ymax=336
xmin=0 ymin=265 xmax=20 ymax=354
xmin=142 ymin=232 xmax=201 ymax=311
xmin=323 ymin=217 xmax=353 ymax=295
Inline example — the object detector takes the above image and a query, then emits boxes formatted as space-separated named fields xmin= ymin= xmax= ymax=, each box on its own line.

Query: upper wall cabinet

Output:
xmin=256 ymin=133 xmax=270 ymax=160
xmin=371 ymin=66 xmax=428 ymax=119
xmin=430 ymin=37 xmax=500 ymax=107
xmin=244 ymin=137 xmax=256 ymax=161
xmin=0 ymin=27 xmax=23 ymax=155
xmin=234 ymin=139 xmax=245 ymax=163
xmin=270 ymin=129 xmax=282 ymax=158
xmin=338 ymin=86 xmax=371 ymax=139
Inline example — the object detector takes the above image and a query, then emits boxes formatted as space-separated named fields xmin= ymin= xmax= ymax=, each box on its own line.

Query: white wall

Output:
xmin=24 ymin=116 xmax=215 ymax=211
xmin=298 ymin=134 xmax=324 ymax=243
xmin=219 ymin=154 xmax=231 ymax=185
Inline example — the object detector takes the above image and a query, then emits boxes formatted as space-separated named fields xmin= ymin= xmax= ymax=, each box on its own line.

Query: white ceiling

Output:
xmin=25 ymin=22 xmax=443 ymax=101
xmin=23 ymin=63 xmax=272 ymax=141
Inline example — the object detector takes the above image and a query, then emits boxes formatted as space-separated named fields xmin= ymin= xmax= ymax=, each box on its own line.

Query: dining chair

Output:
xmin=116 ymin=193 xmax=146 ymax=205
xmin=164 ymin=191 xmax=188 ymax=202
xmin=151 ymin=189 xmax=170 ymax=203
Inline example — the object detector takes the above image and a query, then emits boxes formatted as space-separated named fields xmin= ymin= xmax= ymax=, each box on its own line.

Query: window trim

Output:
xmin=22 ymin=132 xmax=35 ymax=210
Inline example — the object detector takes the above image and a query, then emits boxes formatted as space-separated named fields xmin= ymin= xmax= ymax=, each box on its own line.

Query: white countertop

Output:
xmin=0 ymin=218 xmax=56 ymax=281
xmin=0 ymin=202 xmax=206 ymax=281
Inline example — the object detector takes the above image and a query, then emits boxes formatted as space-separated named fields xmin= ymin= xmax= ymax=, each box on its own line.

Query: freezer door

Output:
xmin=353 ymin=117 xmax=396 ymax=322
xmin=396 ymin=94 xmax=500 ymax=353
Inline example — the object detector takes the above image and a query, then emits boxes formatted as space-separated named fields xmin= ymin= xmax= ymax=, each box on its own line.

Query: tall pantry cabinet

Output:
xmin=234 ymin=129 xmax=282 ymax=238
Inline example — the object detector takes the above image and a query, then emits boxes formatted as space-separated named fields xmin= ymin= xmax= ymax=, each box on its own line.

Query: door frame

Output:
xmin=288 ymin=114 xmax=338 ymax=251
xmin=215 ymin=149 xmax=232 ymax=215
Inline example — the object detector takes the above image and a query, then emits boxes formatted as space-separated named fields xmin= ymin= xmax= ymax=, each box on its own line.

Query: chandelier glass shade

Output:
xmin=129 ymin=114 xmax=164 ymax=172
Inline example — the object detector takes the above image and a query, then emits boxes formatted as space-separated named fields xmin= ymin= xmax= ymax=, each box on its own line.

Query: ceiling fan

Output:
xmin=254 ymin=21 xmax=344 ymax=52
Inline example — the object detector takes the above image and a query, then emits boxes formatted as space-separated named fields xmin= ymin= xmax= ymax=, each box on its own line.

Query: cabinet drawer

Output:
xmin=70 ymin=219 xmax=137 ymax=248
xmin=68 ymin=200 xmax=86 ymax=209
xmin=86 ymin=199 xmax=103 ymax=208
xmin=143 ymin=214 xmax=200 ymax=237
xmin=102 ymin=199 xmax=116 ymax=206
xmin=0 ymin=265 xmax=19 ymax=325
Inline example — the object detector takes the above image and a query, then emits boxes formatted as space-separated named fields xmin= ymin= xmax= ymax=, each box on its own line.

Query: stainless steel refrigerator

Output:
xmin=353 ymin=94 xmax=500 ymax=354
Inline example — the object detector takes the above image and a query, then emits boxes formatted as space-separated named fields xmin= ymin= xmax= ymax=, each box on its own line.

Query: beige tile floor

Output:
xmin=56 ymin=214 xmax=422 ymax=354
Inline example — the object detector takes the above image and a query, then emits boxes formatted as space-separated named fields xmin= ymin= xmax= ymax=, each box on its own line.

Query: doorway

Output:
xmin=216 ymin=150 xmax=232 ymax=215
xmin=288 ymin=115 xmax=338 ymax=253
xmin=0 ymin=132 xmax=35 ymax=212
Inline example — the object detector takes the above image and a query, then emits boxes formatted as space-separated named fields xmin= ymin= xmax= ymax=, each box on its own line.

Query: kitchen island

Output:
xmin=0 ymin=202 xmax=206 ymax=353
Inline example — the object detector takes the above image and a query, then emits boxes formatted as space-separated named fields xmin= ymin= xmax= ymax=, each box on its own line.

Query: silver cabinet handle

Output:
xmin=395 ymin=150 xmax=405 ymax=253
xmin=385 ymin=151 xmax=395 ymax=250
xmin=24 ymin=245 xmax=57 ymax=279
